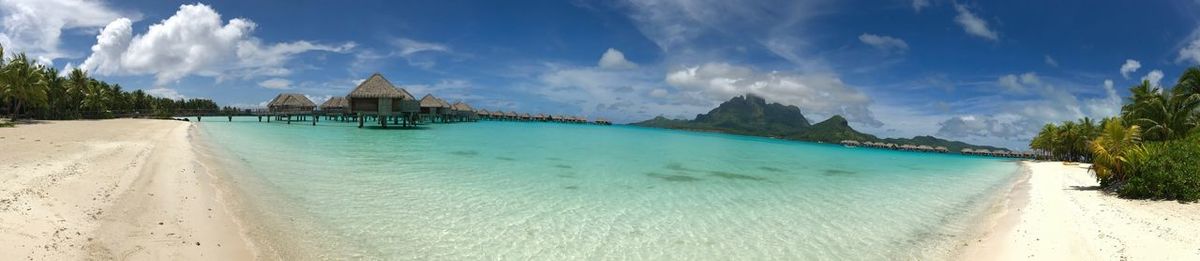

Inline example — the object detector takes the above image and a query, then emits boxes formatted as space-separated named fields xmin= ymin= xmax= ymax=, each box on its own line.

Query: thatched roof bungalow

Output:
xmin=504 ymin=111 xmax=518 ymax=119
xmin=347 ymin=73 xmax=418 ymax=116
xmin=935 ymin=146 xmax=949 ymax=153
xmin=268 ymin=93 xmax=316 ymax=113
xmin=419 ymin=94 xmax=445 ymax=115
xmin=319 ymin=96 xmax=348 ymax=113
xmin=451 ymin=102 xmax=475 ymax=121
xmin=520 ymin=113 xmax=532 ymax=121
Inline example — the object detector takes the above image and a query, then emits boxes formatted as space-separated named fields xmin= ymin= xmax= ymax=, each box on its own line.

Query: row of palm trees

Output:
xmin=1030 ymin=67 xmax=1200 ymax=187
xmin=0 ymin=45 xmax=219 ymax=120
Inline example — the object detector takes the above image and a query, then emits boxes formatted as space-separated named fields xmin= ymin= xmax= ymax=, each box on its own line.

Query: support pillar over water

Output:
xmin=358 ymin=115 xmax=364 ymax=128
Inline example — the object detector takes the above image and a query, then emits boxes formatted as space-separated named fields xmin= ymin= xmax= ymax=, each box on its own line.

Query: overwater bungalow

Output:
xmin=318 ymin=96 xmax=350 ymax=121
xmin=451 ymin=102 xmax=476 ymax=122
xmin=477 ymin=109 xmax=491 ymax=120
xmin=268 ymin=93 xmax=317 ymax=114
xmin=504 ymin=111 xmax=518 ymax=120
xmin=935 ymin=146 xmax=949 ymax=153
xmin=916 ymin=145 xmax=935 ymax=152
xmin=840 ymin=140 xmax=861 ymax=147
xmin=534 ymin=113 xmax=547 ymax=121
xmin=520 ymin=113 xmax=533 ymax=121
xmin=491 ymin=110 xmax=504 ymax=120
xmin=436 ymin=98 xmax=454 ymax=122
xmin=266 ymin=93 xmax=317 ymax=124
xmin=346 ymin=73 xmax=419 ymax=128
xmin=419 ymin=94 xmax=447 ymax=123
xmin=595 ymin=118 xmax=612 ymax=125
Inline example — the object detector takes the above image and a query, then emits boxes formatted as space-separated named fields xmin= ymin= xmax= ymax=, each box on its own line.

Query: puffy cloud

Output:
xmin=1119 ymin=59 xmax=1141 ymax=79
xmin=258 ymin=78 xmax=292 ymax=90
xmin=1179 ymin=35 xmax=1200 ymax=65
xmin=996 ymin=72 xmax=1039 ymax=93
xmin=0 ymin=0 xmax=134 ymax=64
xmin=598 ymin=48 xmax=638 ymax=69
xmin=912 ymin=0 xmax=930 ymax=11
xmin=953 ymin=4 xmax=998 ymax=41
xmin=78 ymin=3 xmax=354 ymax=85
xmin=858 ymin=33 xmax=909 ymax=53
xmin=665 ymin=63 xmax=881 ymax=126
xmin=936 ymin=114 xmax=1027 ymax=139
xmin=1141 ymin=69 xmax=1164 ymax=87
xmin=935 ymin=78 xmax=1123 ymax=148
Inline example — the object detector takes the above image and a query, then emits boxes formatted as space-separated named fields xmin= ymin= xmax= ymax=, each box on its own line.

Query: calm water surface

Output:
xmin=196 ymin=117 xmax=1018 ymax=260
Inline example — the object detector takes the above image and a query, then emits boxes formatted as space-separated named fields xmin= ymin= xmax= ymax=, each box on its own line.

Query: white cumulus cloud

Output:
xmin=78 ymin=3 xmax=354 ymax=85
xmin=1142 ymin=69 xmax=1164 ymax=87
xmin=858 ymin=33 xmax=909 ymax=53
xmin=996 ymin=72 xmax=1039 ymax=93
xmin=953 ymin=4 xmax=998 ymax=41
xmin=0 ymin=0 xmax=135 ymax=64
xmin=1179 ymin=35 xmax=1200 ymax=65
xmin=598 ymin=48 xmax=638 ymax=69
xmin=1119 ymin=59 xmax=1141 ymax=79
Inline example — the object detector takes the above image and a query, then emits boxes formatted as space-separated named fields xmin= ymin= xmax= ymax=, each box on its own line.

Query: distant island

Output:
xmin=631 ymin=94 xmax=1007 ymax=152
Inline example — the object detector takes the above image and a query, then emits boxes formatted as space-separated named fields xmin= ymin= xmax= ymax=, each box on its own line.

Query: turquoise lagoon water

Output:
xmin=196 ymin=117 xmax=1018 ymax=260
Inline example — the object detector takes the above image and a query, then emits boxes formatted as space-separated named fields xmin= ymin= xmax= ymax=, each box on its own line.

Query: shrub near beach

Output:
xmin=1119 ymin=134 xmax=1200 ymax=201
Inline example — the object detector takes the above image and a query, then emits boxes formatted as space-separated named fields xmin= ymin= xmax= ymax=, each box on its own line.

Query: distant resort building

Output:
xmin=267 ymin=93 xmax=316 ymax=113
xmin=843 ymin=139 xmax=1035 ymax=158
xmin=346 ymin=73 xmax=419 ymax=128
xmin=250 ymin=72 xmax=611 ymax=128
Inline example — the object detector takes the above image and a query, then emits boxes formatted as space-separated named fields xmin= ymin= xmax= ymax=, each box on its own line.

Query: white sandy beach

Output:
xmin=961 ymin=161 xmax=1200 ymax=260
xmin=0 ymin=119 xmax=257 ymax=260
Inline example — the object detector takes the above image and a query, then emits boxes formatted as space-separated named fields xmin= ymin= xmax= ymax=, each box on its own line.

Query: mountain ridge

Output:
xmin=631 ymin=94 xmax=1008 ymax=152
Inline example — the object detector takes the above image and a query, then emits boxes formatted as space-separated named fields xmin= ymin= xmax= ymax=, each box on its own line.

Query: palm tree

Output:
xmin=1030 ymin=124 xmax=1060 ymax=159
xmin=1177 ymin=67 xmax=1200 ymax=96
xmin=1089 ymin=118 xmax=1141 ymax=185
xmin=1 ymin=53 xmax=49 ymax=118
xmin=67 ymin=68 xmax=89 ymax=115
xmin=80 ymin=80 xmax=110 ymax=116
xmin=1134 ymin=86 xmax=1200 ymax=141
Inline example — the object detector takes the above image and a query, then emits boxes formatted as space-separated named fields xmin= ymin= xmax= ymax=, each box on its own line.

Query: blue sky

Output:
xmin=4 ymin=0 xmax=1200 ymax=149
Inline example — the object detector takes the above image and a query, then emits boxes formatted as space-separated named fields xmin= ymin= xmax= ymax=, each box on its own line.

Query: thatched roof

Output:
xmin=320 ymin=96 xmax=348 ymax=109
xmin=521 ymin=113 xmax=532 ymax=118
xmin=452 ymin=102 xmax=473 ymax=112
xmin=268 ymin=93 xmax=316 ymax=108
xmin=478 ymin=109 xmax=490 ymax=115
xmin=348 ymin=73 xmax=413 ymax=99
xmin=505 ymin=111 xmax=517 ymax=117
xmin=420 ymin=94 xmax=442 ymax=107
xmin=962 ymin=148 xmax=975 ymax=153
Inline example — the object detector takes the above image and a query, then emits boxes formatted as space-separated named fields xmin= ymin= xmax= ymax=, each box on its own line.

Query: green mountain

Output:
xmin=631 ymin=94 xmax=1008 ymax=152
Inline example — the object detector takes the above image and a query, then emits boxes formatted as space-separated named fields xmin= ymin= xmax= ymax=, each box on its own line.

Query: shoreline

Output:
xmin=0 ymin=119 xmax=259 ymax=259
xmin=959 ymin=161 xmax=1200 ymax=260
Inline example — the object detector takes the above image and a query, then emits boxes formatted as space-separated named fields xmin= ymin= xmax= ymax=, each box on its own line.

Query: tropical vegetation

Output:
xmin=0 ymin=45 xmax=220 ymax=121
xmin=1031 ymin=67 xmax=1200 ymax=201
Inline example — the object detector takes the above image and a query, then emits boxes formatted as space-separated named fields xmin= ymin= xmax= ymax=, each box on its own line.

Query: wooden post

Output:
xmin=312 ymin=114 xmax=317 ymax=126
xmin=358 ymin=115 xmax=364 ymax=128
xmin=228 ymin=116 xmax=232 ymax=122
xmin=258 ymin=116 xmax=262 ymax=122
xmin=287 ymin=115 xmax=291 ymax=124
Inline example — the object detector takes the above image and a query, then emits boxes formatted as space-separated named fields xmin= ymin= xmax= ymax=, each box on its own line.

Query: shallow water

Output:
xmin=197 ymin=117 xmax=1017 ymax=260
